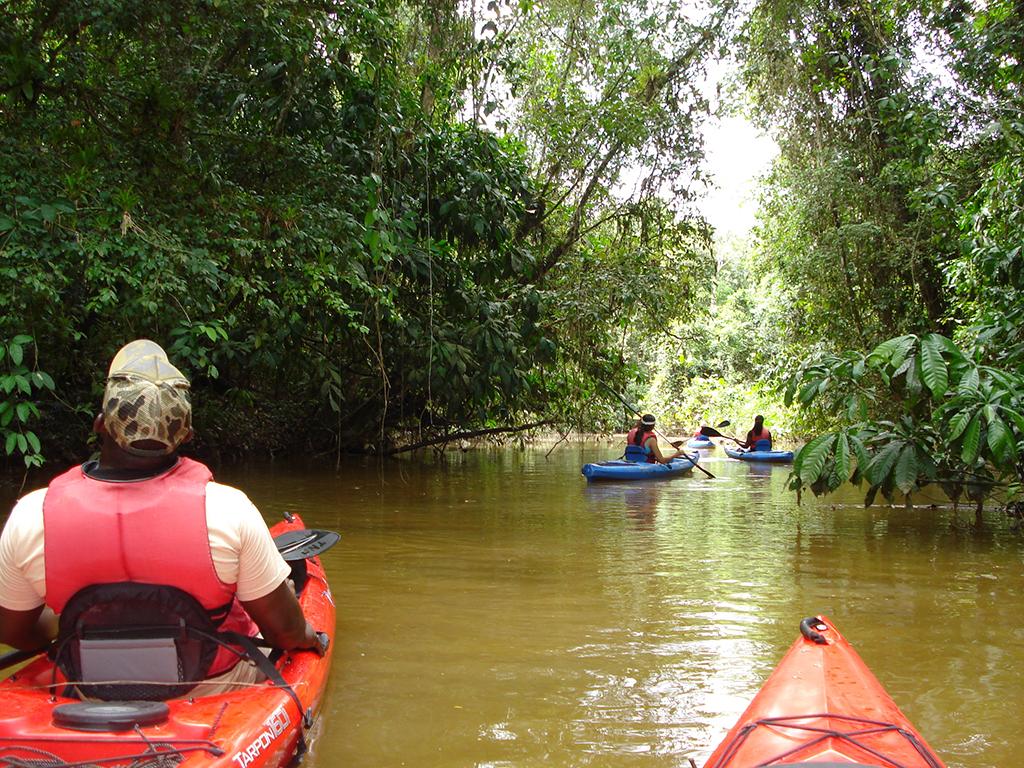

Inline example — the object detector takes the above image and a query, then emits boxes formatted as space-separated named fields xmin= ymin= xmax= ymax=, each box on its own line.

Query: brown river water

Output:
xmin=4 ymin=441 xmax=1024 ymax=766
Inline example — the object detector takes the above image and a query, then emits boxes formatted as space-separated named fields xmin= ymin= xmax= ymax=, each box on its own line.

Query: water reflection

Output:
xmin=739 ymin=461 xmax=775 ymax=477
xmin=583 ymin=482 xmax=666 ymax=530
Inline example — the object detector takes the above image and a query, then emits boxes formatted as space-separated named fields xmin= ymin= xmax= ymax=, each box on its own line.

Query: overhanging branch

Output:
xmin=385 ymin=420 xmax=554 ymax=455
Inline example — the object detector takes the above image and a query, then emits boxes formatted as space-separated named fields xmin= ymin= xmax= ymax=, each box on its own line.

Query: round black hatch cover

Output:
xmin=273 ymin=529 xmax=340 ymax=561
xmin=53 ymin=701 xmax=170 ymax=732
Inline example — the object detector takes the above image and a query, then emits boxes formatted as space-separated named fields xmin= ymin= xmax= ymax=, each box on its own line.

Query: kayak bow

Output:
xmin=703 ymin=616 xmax=945 ymax=768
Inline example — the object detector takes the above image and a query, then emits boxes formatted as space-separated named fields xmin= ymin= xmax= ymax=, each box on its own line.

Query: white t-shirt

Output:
xmin=0 ymin=479 xmax=291 ymax=611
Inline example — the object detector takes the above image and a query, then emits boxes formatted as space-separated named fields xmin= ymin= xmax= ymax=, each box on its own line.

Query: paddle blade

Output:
xmin=700 ymin=426 xmax=723 ymax=437
xmin=716 ymin=420 xmax=730 ymax=428
xmin=274 ymin=529 xmax=341 ymax=561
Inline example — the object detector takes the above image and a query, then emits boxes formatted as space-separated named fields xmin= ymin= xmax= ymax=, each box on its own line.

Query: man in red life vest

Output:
xmin=0 ymin=340 xmax=323 ymax=693
xmin=625 ymin=413 xmax=687 ymax=463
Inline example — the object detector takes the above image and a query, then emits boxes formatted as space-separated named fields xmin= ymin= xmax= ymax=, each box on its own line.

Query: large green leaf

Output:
xmin=960 ymin=415 xmax=981 ymax=464
xmin=797 ymin=433 xmax=837 ymax=485
xmin=1002 ymin=407 xmax=1024 ymax=435
xmin=893 ymin=445 xmax=918 ymax=495
xmin=867 ymin=335 xmax=915 ymax=367
xmin=934 ymin=393 xmax=970 ymax=416
xmin=957 ymin=366 xmax=980 ymax=394
xmin=825 ymin=459 xmax=842 ymax=492
xmin=890 ymin=336 xmax=917 ymax=369
xmin=920 ymin=334 xmax=948 ymax=398
xmin=866 ymin=441 xmax=902 ymax=485
xmin=834 ymin=432 xmax=851 ymax=483
xmin=798 ymin=379 xmax=822 ymax=404
xmin=986 ymin=416 xmax=1016 ymax=464
xmin=784 ymin=378 xmax=799 ymax=407
xmin=946 ymin=408 xmax=976 ymax=441
xmin=929 ymin=334 xmax=962 ymax=355
xmin=905 ymin=354 xmax=921 ymax=396
xmin=846 ymin=394 xmax=861 ymax=420
xmin=849 ymin=435 xmax=871 ymax=483
xmin=916 ymin=451 xmax=938 ymax=482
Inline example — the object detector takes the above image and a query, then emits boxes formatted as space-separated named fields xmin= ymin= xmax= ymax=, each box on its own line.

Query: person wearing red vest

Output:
xmin=0 ymin=340 xmax=323 ymax=691
xmin=742 ymin=414 xmax=773 ymax=451
xmin=625 ymin=413 xmax=687 ymax=464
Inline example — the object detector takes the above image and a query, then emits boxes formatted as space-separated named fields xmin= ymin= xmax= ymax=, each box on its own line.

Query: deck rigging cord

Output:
xmin=704 ymin=713 xmax=944 ymax=768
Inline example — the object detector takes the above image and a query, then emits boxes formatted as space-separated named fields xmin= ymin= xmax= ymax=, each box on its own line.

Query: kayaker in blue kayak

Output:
xmin=0 ymin=339 xmax=325 ymax=697
xmin=740 ymin=415 xmax=773 ymax=452
xmin=625 ymin=413 xmax=687 ymax=464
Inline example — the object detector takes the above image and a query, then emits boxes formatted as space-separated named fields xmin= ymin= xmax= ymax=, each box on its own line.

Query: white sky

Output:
xmin=698 ymin=115 xmax=778 ymax=238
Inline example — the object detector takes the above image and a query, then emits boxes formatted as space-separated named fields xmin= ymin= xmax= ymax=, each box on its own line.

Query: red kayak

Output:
xmin=0 ymin=513 xmax=336 ymax=768
xmin=703 ymin=616 xmax=945 ymax=767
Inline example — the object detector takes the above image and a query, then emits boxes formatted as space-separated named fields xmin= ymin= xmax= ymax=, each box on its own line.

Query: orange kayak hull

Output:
xmin=703 ymin=616 xmax=945 ymax=767
xmin=0 ymin=513 xmax=335 ymax=768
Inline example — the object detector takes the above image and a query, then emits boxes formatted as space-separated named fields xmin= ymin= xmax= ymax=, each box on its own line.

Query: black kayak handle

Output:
xmin=800 ymin=616 xmax=829 ymax=644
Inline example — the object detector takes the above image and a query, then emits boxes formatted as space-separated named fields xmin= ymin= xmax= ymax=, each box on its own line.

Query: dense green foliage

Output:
xmin=3 ymin=0 xmax=1021 ymax=504
xmin=740 ymin=0 xmax=953 ymax=352
xmin=638 ymin=235 xmax=803 ymax=440
xmin=0 ymin=335 xmax=53 ymax=468
xmin=0 ymin=0 xmax=721 ymax=464
xmin=787 ymin=334 xmax=1024 ymax=510
xmin=734 ymin=0 xmax=1024 ymax=511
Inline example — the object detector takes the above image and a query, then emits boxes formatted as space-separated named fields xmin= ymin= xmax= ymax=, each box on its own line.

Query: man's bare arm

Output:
xmin=240 ymin=581 xmax=320 ymax=650
xmin=0 ymin=604 xmax=56 ymax=650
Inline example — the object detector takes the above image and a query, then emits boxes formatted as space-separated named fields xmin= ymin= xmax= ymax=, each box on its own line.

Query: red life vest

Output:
xmin=746 ymin=427 xmax=773 ymax=450
xmin=625 ymin=427 xmax=657 ymax=463
xmin=42 ymin=457 xmax=258 ymax=677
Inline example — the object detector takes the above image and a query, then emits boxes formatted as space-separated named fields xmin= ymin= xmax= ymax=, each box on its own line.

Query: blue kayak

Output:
xmin=687 ymin=436 xmax=715 ymax=449
xmin=725 ymin=447 xmax=794 ymax=463
xmin=582 ymin=455 xmax=698 ymax=481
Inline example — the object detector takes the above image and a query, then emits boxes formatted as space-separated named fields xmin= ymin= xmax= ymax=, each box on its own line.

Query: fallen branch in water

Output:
xmin=384 ymin=420 xmax=554 ymax=455
xmin=545 ymin=429 xmax=571 ymax=458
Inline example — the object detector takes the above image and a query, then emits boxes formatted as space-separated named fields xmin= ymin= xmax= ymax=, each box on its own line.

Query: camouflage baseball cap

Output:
xmin=102 ymin=340 xmax=192 ymax=457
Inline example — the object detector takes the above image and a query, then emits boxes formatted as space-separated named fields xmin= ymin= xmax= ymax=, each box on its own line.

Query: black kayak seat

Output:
xmin=53 ymin=582 xmax=227 ymax=701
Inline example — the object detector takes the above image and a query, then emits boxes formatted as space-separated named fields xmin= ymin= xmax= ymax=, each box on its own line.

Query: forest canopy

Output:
xmin=1 ymin=0 xmax=720 ymax=462
xmin=2 ymin=0 xmax=1023 ymax=513
xmin=736 ymin=0 xmax=1024 ymax=512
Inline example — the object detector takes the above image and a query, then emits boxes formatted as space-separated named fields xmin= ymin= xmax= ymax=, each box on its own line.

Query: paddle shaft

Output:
xmin=640 ymin=430 xmax=714 ymax=478
xmin=700 ymin=425 xmax=747 ymax=447
xmin=602 ymin=384 xmax=715 ymax=478
xmin=0 ymin=645 xmax=48 ymax=671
